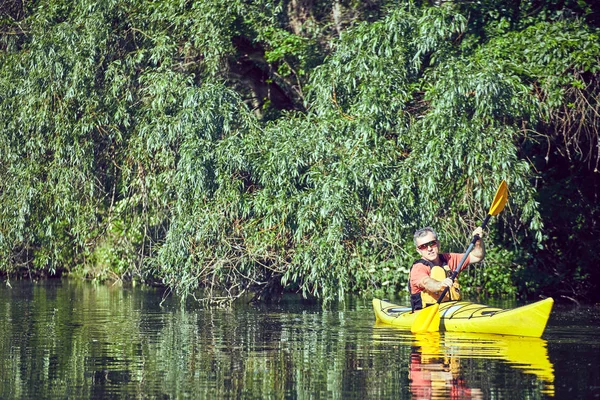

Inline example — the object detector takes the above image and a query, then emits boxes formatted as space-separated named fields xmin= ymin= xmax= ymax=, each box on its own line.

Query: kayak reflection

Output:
xmin=442 ymin=332 xmax=554 ymax=387
xmin=374 ymin=323 xmax=555 ymax=398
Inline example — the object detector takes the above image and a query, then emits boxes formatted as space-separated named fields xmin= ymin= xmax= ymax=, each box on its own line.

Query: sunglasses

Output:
xmin=417 ymin=240 xmax=438 ymax=250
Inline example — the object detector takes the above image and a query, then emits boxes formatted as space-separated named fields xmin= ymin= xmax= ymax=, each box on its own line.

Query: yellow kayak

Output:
xmin=372 ymin=297 xmax=554 ymax=337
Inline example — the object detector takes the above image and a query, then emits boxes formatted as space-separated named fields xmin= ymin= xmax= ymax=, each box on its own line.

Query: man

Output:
xmin=409 ymin=226 xmax=484 ymax=311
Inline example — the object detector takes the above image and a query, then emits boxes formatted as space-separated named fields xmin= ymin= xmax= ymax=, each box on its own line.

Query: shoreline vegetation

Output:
xmin=1 ymin=1 xmax=599 ymax=305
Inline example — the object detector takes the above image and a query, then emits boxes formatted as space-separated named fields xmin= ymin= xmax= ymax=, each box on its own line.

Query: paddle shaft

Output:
xmin=436 ymin=214 xmax=491 ymax=303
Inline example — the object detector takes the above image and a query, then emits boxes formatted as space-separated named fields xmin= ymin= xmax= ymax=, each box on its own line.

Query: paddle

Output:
xmin=411 ymin=180 xmax=509 ymax=334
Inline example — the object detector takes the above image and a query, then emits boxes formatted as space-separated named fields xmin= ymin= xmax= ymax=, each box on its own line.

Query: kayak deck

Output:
xmin=373 ymin=297 xmax=554 ymax=337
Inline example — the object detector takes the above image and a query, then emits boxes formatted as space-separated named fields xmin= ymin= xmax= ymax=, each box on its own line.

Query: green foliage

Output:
xmin=461 ymin=246 xmax=518 ymax=298
xmin=1 ymin=0 xmax=599 ymax=303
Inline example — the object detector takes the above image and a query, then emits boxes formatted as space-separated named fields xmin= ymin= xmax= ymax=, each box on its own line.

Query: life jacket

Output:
xmin=409 ymin=254 xmax=462 ymax=311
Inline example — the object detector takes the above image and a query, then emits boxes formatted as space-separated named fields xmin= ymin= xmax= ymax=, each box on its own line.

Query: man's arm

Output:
xmin=420 ymin=276 xmax=453 ymax=293
xmin=412 ymin=263 xmax=453 ymax=293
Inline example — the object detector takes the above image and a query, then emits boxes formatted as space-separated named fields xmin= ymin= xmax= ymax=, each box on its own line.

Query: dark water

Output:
xmin=0 ymin=280 xmax=599 ymax=399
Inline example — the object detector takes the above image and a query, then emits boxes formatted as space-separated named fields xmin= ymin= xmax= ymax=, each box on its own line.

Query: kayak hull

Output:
xmin=372 ymin=297 xmax=553 ymax=338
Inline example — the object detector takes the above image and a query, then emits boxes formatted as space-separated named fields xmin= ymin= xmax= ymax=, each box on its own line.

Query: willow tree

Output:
xmin=1 ymin=0 xmax=599 ymax=304
xmin=154 ymin=4 xmax=596 ymax=303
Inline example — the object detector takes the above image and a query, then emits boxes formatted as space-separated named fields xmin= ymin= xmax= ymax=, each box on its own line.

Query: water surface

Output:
xmin=0 ymin=280 xmax=598 ymax=399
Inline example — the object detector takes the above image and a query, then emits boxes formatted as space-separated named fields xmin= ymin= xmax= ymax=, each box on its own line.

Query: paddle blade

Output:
xmin=411 ymin=303 xmax=440 ymax=334
xmin=489 ymin=180 xmax=508 ymax=216
xmin=426 ymin=309 xmax=441 ymax=332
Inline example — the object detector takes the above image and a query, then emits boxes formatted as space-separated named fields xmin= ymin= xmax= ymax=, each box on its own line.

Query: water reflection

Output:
xmin=442 ymin=332 xmax=555 ymax=389
xmin=410 ymin=333 xmax=483 ymax=399
xmin=2 ymin=280 xmax=591 ymax=399
xmin=373 ymin=322 xmax=555 ymax=398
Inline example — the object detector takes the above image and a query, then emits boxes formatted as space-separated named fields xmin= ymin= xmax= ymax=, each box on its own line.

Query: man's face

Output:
xmin=416 ymin=232 xmax=439 ymax=262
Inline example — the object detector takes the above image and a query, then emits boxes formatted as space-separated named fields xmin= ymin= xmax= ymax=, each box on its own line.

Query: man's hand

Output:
xmin=470 ymin=226 xmax=486 ymax=263
xmin=440 ymin=277 xmax=453 ymax=289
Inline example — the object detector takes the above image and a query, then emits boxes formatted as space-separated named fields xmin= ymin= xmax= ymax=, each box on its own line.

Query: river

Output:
xmin=0 ymin=279 xmax=598 ymax=399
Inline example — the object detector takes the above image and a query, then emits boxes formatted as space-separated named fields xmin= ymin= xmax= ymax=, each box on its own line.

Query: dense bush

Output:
xmin=1 ymin=0 xmax=599 ymax=304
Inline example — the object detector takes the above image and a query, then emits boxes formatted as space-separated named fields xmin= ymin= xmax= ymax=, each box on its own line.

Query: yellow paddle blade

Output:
xmin=489 ymin=180 xmax=508 ymax=216
xmin=411 ymin=303 xmax=440 ymax=333
xmin=426 ymin=309 xmax=441 ymax=332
